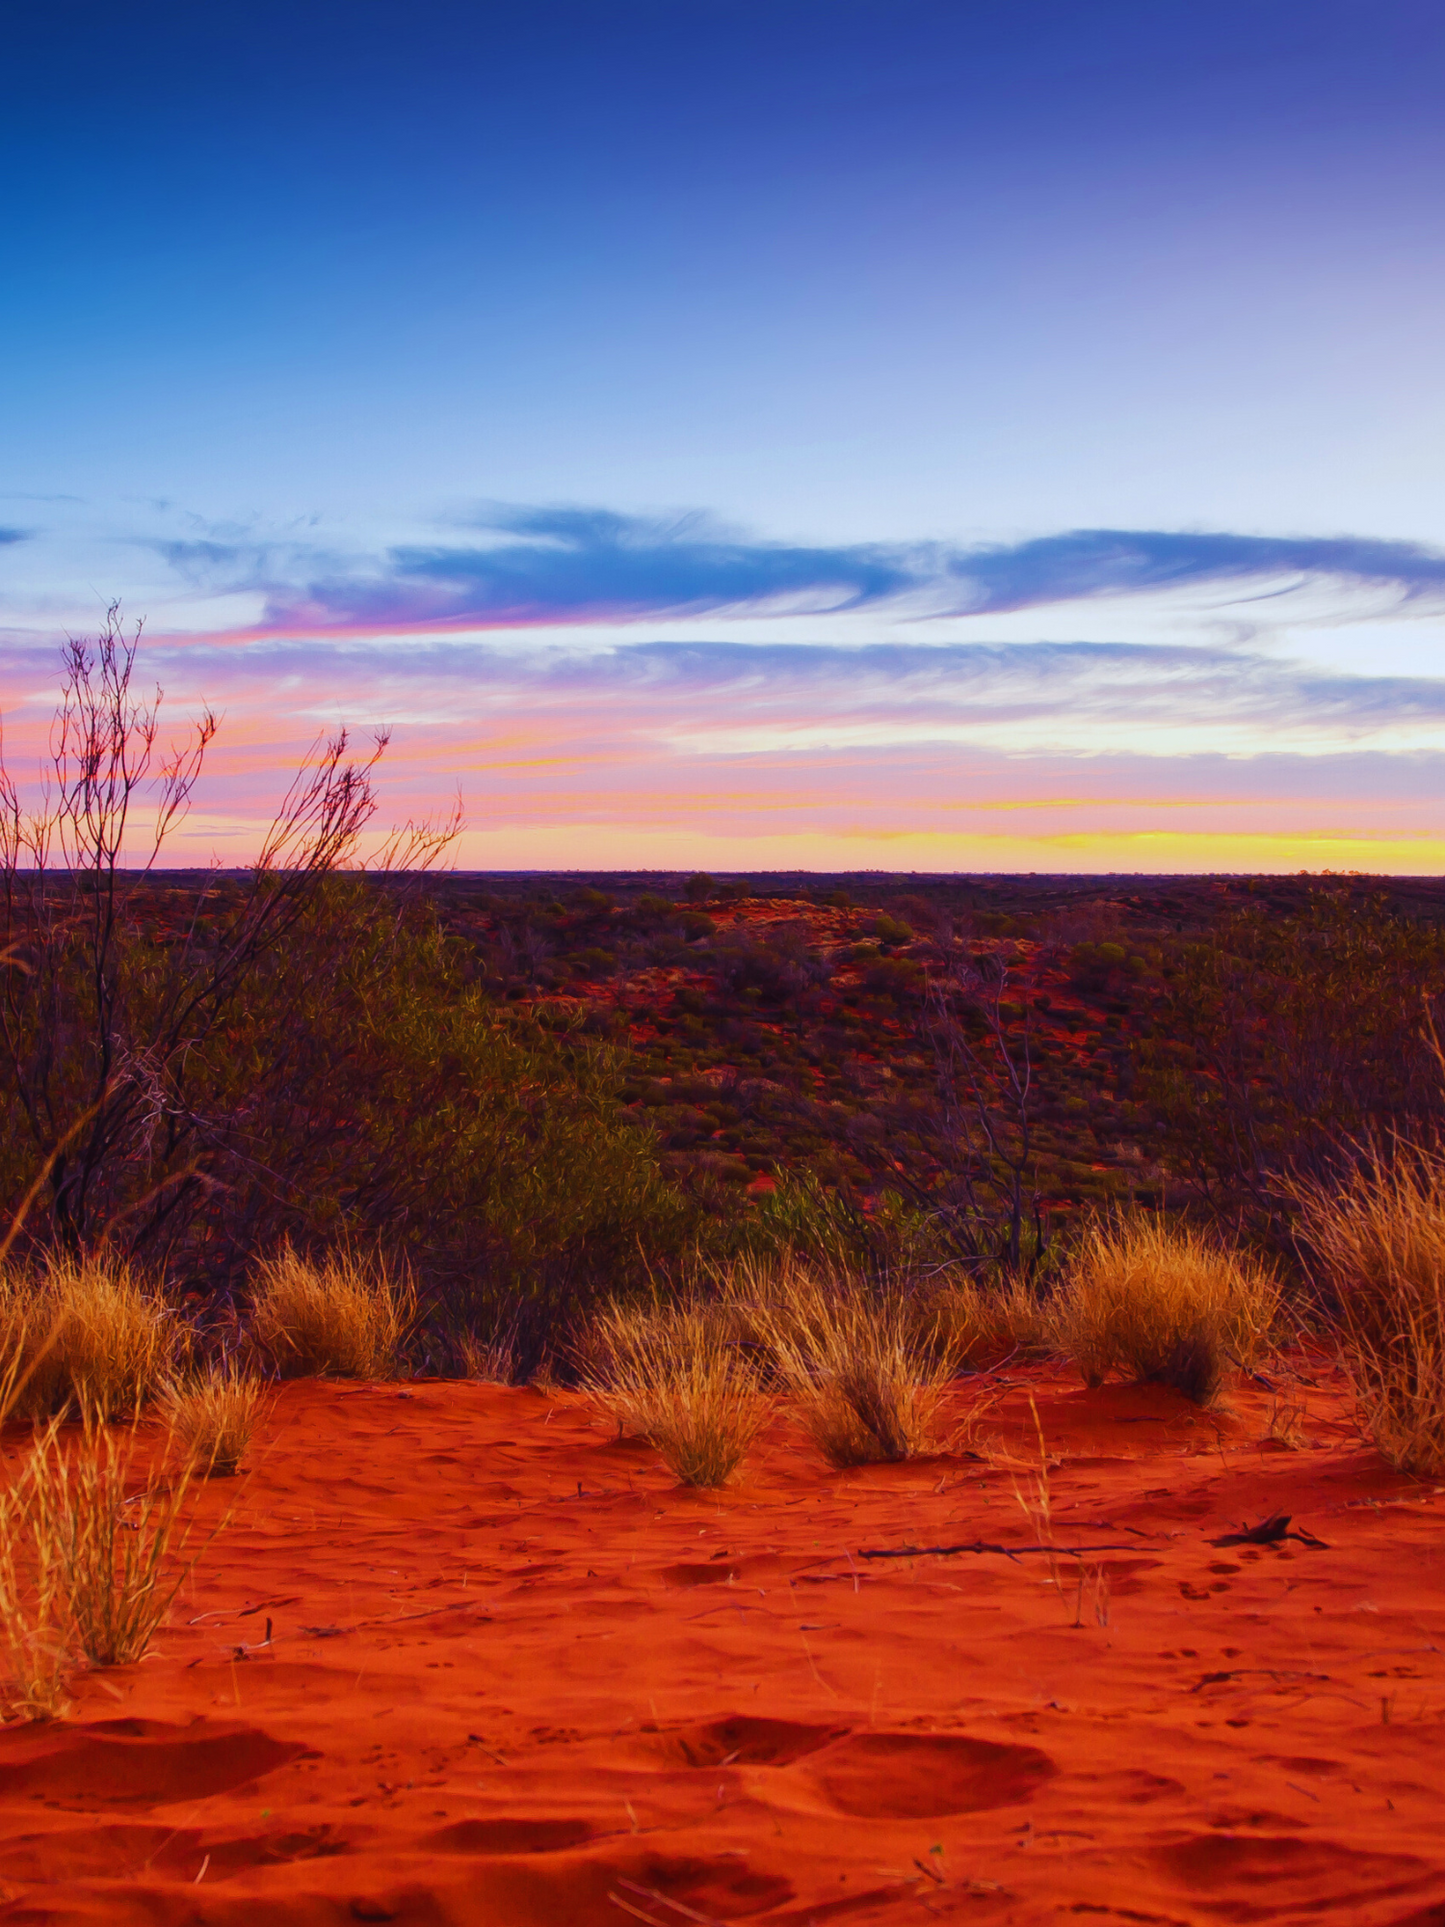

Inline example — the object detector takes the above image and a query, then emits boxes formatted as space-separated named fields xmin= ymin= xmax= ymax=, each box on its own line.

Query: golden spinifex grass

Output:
xmin=29 ymin=1423 xmax=202 ymax=1668
xmin=0 ymin=1257 xmax=174 ymax=1421
xmin=921 ymin=1269 xmax=1054 ymax=1369
xmin=739 ymin=1256 xmax=956 ymax=1466
xmin=1050 ymin=1215 xmax=1278 ymax=1406
xmin=1292 ymin=1146 xmax=1445 ymax=1474
xmin=249 ymin=1244 xmax=414 ymax=1379
xmin=162 ymin=1367 xmax=267 ymax=1477
xmin=0 ymin=1346 xmax=68 ymax=1720
xmin=458 ymin=1330 xmax=519 ymax=1385
xmin=0 ymin=1448 xmax=70 ymax=1721
xmin=0 ymin=1419 xmax=208 ymax=1716
xmin=583 ymin=1300 xmax=767 ymax=1487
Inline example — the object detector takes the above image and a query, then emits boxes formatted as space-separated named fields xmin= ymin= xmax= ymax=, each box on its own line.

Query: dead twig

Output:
xmin=1190 ymin=1667 xmax=1330 ymax=1692
xmin=1209 ymin=1512 xmax=1329 ymax=1548
xmin=859 ymin=1540 xmax=1140 ymax=1561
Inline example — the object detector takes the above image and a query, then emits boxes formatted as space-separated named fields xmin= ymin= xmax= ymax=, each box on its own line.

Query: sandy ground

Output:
xmin=1 ymin=1365 xmax=1443 ymax=1926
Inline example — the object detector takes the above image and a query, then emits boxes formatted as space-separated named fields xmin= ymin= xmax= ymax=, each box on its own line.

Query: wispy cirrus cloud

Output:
xmin=91 ymin=633 xmax=1445 ymax=764
xmin=945 ymin=530 xmax=1445 ymax=614
xmin=6 ymin=610 xmax=1445 ymax=871
xmin=152 ymin=506 xmax=1445 ymax=633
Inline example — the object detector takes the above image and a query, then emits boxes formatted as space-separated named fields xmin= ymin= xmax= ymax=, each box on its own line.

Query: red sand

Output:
xmin=3 ymin=1367 xmax=1444 ymax=1926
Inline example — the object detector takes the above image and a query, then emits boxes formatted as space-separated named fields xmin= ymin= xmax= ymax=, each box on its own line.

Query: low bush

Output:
xmin=163 ymin=1368 xmax=267 ymax=1477
xmin=581 ymin=1300 xmax=766 ymax=1486
xmin=1050 ymin=1216 xmax=1278 ymax=1405
xmin=249 ymin=1246 xmax=413 ymax=1379
xmin=0 ymin=1258 xmax=174 ymax=1422
xmin=1293 ymin=1147 xmax=1445 ymax=1474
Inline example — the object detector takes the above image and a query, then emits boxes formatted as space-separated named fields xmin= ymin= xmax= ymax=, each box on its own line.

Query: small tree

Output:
xmin=909 ymin=933 xmax=1051 ymax=1281
xmin=0 ymin=607 xmax=455 ymax=1266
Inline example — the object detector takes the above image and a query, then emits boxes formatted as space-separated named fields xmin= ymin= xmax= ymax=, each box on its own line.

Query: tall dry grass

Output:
xmin=162 ymin=1367 xmax=267 ymax=1477
xmin=0 ymin=1257 xmax=174 ymax=1421
xmin=733 ymin=1255 xmax=956 ymax=1465
xmin=0 ymin=1338 xmax=68 ymax=1718
xmin=582 ymin=1300 xmax=766 ymax=1487
xmin=1050 ymin=1216 xmax=1278 ymax=1405
xmin=0 ymin=1448 xmax=69 ymax=1720
xmin=249 ymin=1245 xmax=413 ymax=1379
xmin=0 ymin=1420 xmax=205 ymax=1715
xmin=29 ymin=1427 xmax=199 ymax=1667
xmin=1293 ymin=1146 xmax=1445 ymax=1474
xmin=921 ymin=1269 xmax=1054 ymax=1369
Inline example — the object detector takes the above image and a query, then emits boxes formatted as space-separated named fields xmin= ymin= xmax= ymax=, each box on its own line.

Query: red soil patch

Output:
xmin=4 ymin=1367 xmax=1445 ymax=1924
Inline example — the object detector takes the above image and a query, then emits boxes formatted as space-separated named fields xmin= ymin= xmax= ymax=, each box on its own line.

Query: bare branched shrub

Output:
xmin=738 ymin=1256 xmax=955 ymax=1465
xmin=1050 ymin=1216 xmax=1278 ymax=1405
xmin=0 ymin=607 xmax=458 ymax=1279
xmin=1292 ymin=1147 xmax=1445 ymax=1474
xmin=249 ymin=1246 xmax=413 ymax=1379
xmin=0 ymin=1257 xmax=173 ymax=1421
xmin=582 ymin=1301 xmax=766 ymax=1487
xmin=162 ymin=1367 xmax=267 ymax=1477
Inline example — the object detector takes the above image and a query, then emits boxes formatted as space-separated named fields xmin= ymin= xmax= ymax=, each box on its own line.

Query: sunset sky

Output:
xmin=4 ymin=1 xmax=1444 ymax=872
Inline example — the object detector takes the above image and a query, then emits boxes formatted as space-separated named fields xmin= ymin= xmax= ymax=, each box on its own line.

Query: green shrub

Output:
xmin=873 ymin=914 xmax=913 ymax=945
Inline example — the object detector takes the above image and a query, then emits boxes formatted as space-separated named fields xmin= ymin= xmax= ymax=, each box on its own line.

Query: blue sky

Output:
xmin=3 ymin=1 xmax=1444 ymax=869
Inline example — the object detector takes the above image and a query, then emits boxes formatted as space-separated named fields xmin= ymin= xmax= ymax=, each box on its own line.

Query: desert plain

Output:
xmin=1 ymin=1365 xmax=1441 ymax=1926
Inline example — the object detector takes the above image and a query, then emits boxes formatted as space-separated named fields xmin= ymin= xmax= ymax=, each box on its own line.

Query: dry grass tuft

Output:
xmin=1292 ymin=1147 xmax=1445 ymax=1474
xmin=162 ymin=1368 xmax=267 ymax=1477
xmin=583 ymin=1300 xmax=766 ymax=1487
xmin=1050 ymin=1216 xmax=1278 ymax=1406
xmin=0 ymin=1420 xmax=206 ymax=1713
xmin=28 ymin=1426 xmax=199 ymax=1668
xmin=458 ymin=1329 xmax=519 ymax=1386
xmin=249 ymin=1245 xmax=413 ymax=1379
xmin=0 ymin=1258 xmax=174 ymax=1422
xmin=921 ymin=1270 xmax=1054 ymax=1369
xmin=739 ymin=1256 xmax=956 ymax=1466
xmin=1261 ymin=1396 xmax=1309 ymax=1450
xmin=0 ymin=1432 xmax=70 ymax=1720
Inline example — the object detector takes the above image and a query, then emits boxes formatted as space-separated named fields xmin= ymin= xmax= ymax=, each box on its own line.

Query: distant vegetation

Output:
xmin=4 ymin=618 xmax=1445 ymax=1466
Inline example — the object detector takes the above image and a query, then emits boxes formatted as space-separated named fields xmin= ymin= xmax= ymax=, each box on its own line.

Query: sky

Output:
xmin=3 ymin=0 xmax=1444 ymax=873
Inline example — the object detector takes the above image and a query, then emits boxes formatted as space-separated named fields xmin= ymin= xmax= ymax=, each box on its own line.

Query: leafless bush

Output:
xmin=0 ymin=606 xmax=458 ymax=1275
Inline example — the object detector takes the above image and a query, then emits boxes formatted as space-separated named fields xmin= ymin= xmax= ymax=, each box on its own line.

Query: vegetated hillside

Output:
xmin=426 ymin=870 xmax=1445 ymax=1226
xmin=53 ymin=868 xmax=1445 ymax=1287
